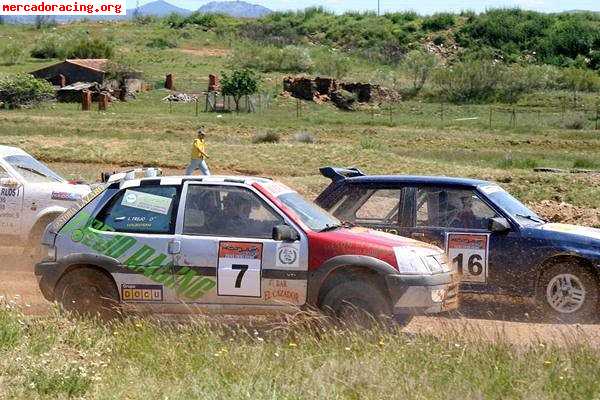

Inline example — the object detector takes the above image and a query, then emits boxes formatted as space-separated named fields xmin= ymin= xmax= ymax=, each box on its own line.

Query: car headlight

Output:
xmin=393 ymin=247 xmax=432 ymax=274
xmin=394 ymin=248 xmax=451 ymax=275
xmin=42 ymin=245 xmax=56 ymax=262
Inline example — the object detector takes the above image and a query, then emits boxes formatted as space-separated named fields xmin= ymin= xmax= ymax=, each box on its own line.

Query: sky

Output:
xmin=168 ymin=0 xmax=600 ymax=14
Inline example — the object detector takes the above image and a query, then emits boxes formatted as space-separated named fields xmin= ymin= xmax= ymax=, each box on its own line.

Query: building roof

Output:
xmin=65 ymin=59 xmax=108 ymax=73
xmin=30 ymin=59 xmax=109 ymax=75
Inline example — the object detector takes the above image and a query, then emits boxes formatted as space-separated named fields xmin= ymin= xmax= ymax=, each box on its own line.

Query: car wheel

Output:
xmin=537 ymin=262 xmax=599 ymax=323
xmin=55 ymin=268 xmax=120 ymax=319
xmin=321 ymin=279 xmax=397 ymax=327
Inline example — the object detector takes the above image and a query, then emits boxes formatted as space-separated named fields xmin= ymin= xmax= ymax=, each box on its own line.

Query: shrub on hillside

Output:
xmin=0 ymin=43 xmax=25 ymax=66
xmin=432 ymin=60 xmax=506 ymax=103
xmin=147 ymin=36 xmax=178 ymax=49
xmin=562 ymin=114 xmax=587 ymax=130
xmin=252 ymin=130 xmax=280 ymax=143
xmin=294 ymin=131 xmax=316 ymax=144
xmin=400 ymin=50 xmax=438 ymax=96
xmin=31 ymin=34 xmax=64 ymax=59
xmin=0 ymin=74 xmax=54 ymax=109
xmin=63 ymin=37 xmax=114 ymax=59
xmin=314 ymin=50 xmax=351 ymax=79
xmin=230 ymin=44 xmax=313 ymax=73
xmin=422 ymin=13 xmax=455 ymax=31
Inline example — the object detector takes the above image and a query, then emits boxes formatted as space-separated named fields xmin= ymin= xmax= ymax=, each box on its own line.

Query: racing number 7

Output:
xmin=232 ymin=264 xmax=249 ymax=288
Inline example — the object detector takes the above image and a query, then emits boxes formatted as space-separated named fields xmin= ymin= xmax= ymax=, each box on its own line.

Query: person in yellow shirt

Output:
xmin=185 ymin=127 xmax=211 ymax=175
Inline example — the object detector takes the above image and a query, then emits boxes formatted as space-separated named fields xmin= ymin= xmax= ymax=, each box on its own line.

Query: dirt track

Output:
xmin=3 ymin=261 xmax=600 ymax=347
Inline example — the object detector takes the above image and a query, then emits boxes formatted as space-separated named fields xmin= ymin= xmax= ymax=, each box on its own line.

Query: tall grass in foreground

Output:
xmin=1 ymin=304 xmax=600 ymax=399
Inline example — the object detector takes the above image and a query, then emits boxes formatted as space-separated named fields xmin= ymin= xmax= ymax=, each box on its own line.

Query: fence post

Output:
xmin=489 ymin=106 xmax=493 ymax=129
xmin=440 ymin=102 xmax=444 ymax=124
xmin=195 ymin=99 xmax=199 ymax=116
xmin=596 ymin=103 xmax=599 ymax=130
xmin=296 ymin=98 xmax=300 ymax=119
xmin=81 ymin=90 xmax=91 ymax=111
xmin=389 ymin=105 xmax=393 ymax=124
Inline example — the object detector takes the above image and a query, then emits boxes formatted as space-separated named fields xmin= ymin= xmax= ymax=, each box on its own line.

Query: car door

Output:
xmin=399 ymin=186 xmax=518 ymax=294
xmin=0 ymin=163 xmax=24 ymax=239
xmin=88 ymin=184 xmax=181 ymax=307
xmin=172 ymin=182 xmax=308 ymax=311
xmin=328 ymin=185 xmax=403 ymax=235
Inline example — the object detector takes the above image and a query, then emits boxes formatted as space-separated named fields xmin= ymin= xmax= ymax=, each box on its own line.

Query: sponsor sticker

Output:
xmin=446 ymin=233 xmax=489 ymax=283
xmin=51 ymin=191 xmax=81 ymax=201
xmin=259 ymin=181 xmax=295 ymax=198
xmin=276 ymin=243 xmax=299 ymax=268
xmin=121 ymin=189 xmax=172 ymax=215
xmin=121 ymin=284 xmax=163 ymax=302
xmin=218 ymin=242 xmax=263 ymax=297
xmin=479 ymin=185 xmax=504 ymax=195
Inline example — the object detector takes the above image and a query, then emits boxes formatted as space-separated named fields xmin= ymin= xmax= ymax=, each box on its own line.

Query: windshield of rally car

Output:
xmin=5 ymin=155 xmax=64 ymax=183
xmin=277 ymin=191 xmax=341 ymax=232
xmin=479 ymin=184 xmax=544 ymax=225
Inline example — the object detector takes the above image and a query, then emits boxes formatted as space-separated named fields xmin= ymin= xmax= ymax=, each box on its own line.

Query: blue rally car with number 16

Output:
xmin=316 ymin=167 xmax=600 ymax=323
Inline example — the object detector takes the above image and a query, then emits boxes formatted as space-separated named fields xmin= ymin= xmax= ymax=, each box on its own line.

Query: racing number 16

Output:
xmin=452 ymin=253 xmax=483 ymax=277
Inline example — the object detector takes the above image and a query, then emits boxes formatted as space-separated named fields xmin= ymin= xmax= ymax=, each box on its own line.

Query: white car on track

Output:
xmin=0 ymin=146 xmax=91 ymax=259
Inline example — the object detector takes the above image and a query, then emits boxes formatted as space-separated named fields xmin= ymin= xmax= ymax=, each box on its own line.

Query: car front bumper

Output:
xmin=385 ymin=272 xmax=460 ymax=315
xmin=35 ymin=261 xmax=61 ymax=302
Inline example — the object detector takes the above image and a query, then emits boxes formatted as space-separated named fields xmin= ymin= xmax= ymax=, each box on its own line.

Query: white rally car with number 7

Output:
xmin=35 ymin=171 xmax=459 ymax=324
xmin=0 ymin=146 xmax=90 ymax=260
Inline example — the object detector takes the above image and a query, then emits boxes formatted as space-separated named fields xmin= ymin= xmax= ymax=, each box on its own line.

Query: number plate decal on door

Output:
xmin=217 ymin=242 xmax=263 ymax=297
xmin=446 ymin=233 xmax=489 ymax=283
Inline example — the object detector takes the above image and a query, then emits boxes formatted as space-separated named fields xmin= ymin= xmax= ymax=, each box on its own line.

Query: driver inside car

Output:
xmin=452 ymin=194 xmax=481 ymax=229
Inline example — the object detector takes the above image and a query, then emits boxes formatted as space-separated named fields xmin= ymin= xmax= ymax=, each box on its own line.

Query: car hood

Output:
xmin=307 ymin=226 xmax=444 ymax=270
xmin=535 ymin=223 xmax=600 ymax=245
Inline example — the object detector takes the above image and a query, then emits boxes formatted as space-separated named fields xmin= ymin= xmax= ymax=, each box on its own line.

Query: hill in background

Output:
xmin=198 ymin=1 xmax=272 ymax=18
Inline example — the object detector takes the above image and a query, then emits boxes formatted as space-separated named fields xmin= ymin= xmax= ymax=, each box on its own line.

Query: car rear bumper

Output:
xmin=385 ymin=272 xmax=460 ymax=315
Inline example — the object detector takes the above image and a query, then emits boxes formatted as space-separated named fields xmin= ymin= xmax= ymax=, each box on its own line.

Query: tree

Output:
xmin=400 ymin=50 xmax=438 ymax=95
xmin=220 ymin=69 xmax=260 ymax=112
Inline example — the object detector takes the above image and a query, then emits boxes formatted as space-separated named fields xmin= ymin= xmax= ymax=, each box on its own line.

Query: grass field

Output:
xmin=2 ymin=305 xmax=600 ymax=400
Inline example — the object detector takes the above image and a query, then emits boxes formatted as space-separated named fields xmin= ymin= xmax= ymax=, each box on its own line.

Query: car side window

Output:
xmin=416 ymin=188 xmax=498 ymax=230
xmin=183 ymin=185 xmax=283 ymax=239
xmin=354 ymin=189 xmax=401 ymax=223
xmin=96 ymin=185 xmax=179 ymax=234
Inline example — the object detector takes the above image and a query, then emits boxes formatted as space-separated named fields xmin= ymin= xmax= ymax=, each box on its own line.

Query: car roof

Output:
xmin=112 ymin=174 xmax=274 ymax=188
xmin=344 ymin=175 xmax=491 ymax=188
xmin=0 ymin=145 xmax=30 ymax=158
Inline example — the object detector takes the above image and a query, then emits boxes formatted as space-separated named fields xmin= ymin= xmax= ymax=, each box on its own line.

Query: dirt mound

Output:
xmin=532 ymin=200 xmax=600 ymax=228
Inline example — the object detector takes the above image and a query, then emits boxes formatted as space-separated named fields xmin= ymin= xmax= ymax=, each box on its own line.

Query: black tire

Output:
xmin=320 ymin=279 xmax=399 ymax=327
xmin=55 ymin=268 xmax=120 ymax=319
xmin=537 ymin=262 xmax=599 ymax=323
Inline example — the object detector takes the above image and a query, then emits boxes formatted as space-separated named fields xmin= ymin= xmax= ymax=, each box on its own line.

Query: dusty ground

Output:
xmin=3 ymin=262 xmax=600 ymax=347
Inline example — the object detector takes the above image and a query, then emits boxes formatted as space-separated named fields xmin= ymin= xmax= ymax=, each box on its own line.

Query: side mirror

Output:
xmin=0 ymin=177 xmax=19 ymax=187
xmin=273 ymin=224 xmax=300 ymax=242
xmin=489 ymin=217 xmax=511 ymax=233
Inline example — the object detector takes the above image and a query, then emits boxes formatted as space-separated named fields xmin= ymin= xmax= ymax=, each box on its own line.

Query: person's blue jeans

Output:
xmin=186 ymin=159 xmax=210 ymax=175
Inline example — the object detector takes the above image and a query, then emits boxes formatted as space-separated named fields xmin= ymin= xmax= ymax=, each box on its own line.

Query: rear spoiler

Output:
xmin=319 ymin=166 xmax=365 ymax=182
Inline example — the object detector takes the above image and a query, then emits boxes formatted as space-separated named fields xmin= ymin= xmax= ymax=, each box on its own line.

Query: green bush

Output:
xmin=0 ymin=43 xmax=25 ymax=66
xmin=230 ymin=43 xmax=313 ymax=73
xmin=422 ymin=13 xmax=455 ymax=31
xmin=432 ymin=60 xmax=506 ymax=103
xmin=31 ymin=34 xmax=64 ymax=59
xmin=400 ymin=50 xmax=438 ymax=95
xmin=562 ymin=114 xmax=587 ymax=130
xmin=146 ymin=36 xmax=178 ymax=49
xmin=252 ymin=130 xmax=280 ymax=143
xmin=63 ymin=37 xmax=114 ymax=59
xmin=0 ymin=74 xmax=54 ymax=109
xmin=313 ymin=50 xmax=351 ymax=79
